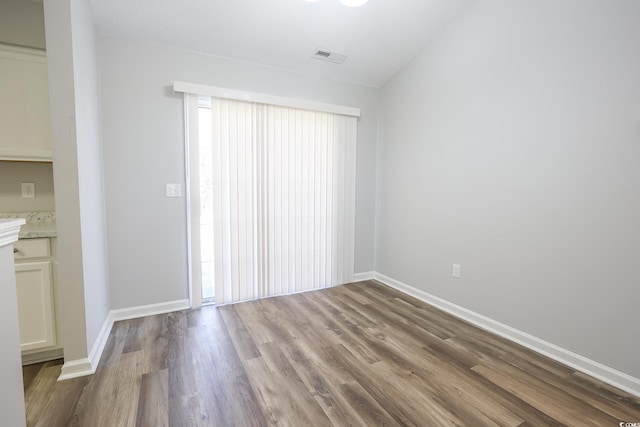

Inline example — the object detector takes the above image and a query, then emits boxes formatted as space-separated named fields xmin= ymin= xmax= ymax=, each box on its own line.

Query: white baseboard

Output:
xmin=58 ymin=358 xmax=94 ymax=381
xmin=352 ymin=271 xmax=375 ymax=282
xmin=110 ymin=299 xmax=190 ymax=322
xmin=58 ymin=311 xmax=113 ymax=381
xmin=58 ymin=312 xmax=114 ymax=381
xmin=22 ymin=348 xmax=64 ymax=366
xmin=87 ymin=311 xmax=115 ymax=371
xmin=58 ymin=299 xmax=190 ymax=381
xmin=372 ymin=272 xmax=640 ymax=398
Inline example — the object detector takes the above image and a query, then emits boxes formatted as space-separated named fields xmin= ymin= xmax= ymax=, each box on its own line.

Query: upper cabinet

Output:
xmin=0 ymin=44 xmax=52 ymax=162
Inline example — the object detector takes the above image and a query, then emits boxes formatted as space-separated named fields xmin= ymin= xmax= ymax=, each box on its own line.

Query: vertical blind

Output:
xmin=189 ymin=95 xmax=357 ymax=305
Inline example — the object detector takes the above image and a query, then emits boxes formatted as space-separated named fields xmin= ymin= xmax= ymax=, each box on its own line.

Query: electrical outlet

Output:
xmin=165 ymin=183 xmax=182 ymax=197
xmin=21 ymin=182 xmax=35 ymax=199
xmin=452 ymin=263 xmax=461 ymax=279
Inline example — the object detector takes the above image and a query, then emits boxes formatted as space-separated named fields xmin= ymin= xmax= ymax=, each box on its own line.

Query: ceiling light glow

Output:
xmin=339 ymin=0 xmax=368 ymax=6
xmin=304 ymin=0 xmax=368 ymax=6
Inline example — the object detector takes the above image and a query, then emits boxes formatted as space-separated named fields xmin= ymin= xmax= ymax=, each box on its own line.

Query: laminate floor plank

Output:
xmin=355 ymin=294 xmax=482 ymax=369
xmin=317 ymin=288 xmax=380 ymax=330
xmin=136 ymin=369 xmax=169 ymax=427
xmin=168 ymin=393 xmax=203 ymax=427
xmin=218 ymin=304 xmax=261 ymax=360
xmin=258 ymin=342 xmax=334 ymax=427
xmin=492 ymin=348 xmax=640 ymax=421
xmin=455 ymin=326 xmax=577 ymax=381
xmin=191 ymin=310 xmax=267 ymax=427
xmin=75 ymin=349 xmax=150 ymax=427
xmin=326 ymin=343 xmax=448 ymax=426
xmin=23 ymin=281 xmax=640 ymax=426
xmin=473 ymin=361 xmax=620 ymax=426
xmin=24 ymin=361 xmax=71 ymax=426
xmin=22 ymin=363 xmax=44 ymax=392
xmin=433 ymin=389 xmax=508 ymax=427
xmin=416 ymin=346 xmax=565 ymax=426
xmin=370 ymin=359 xmax=468 ymax=426
xmin=37 ymin=377 xmax=89 ymax=427
xmin=98 ymin=328 xmax=127 ymax=370
xmin=281 ymin=348 xmax=365 ymax=427
xmin=275 ymin=295 xmax=344 ymax=345
xmin=232 ymin=299 xmax=282 ymax=346
xmin=270 ymin=296 xmax=344 ymax=357
xmin=359 ymin=281 xmax=468 ymax=339
xmin=302 ymin=291 xmax=381 ymax=364
xmin=339 ymin=380 xmax=401 ymax=427
xmin=318 ymin=288 xmax=379 ymax=328
xmin=122 ymin=317 xmax=145 ymax=354
xmin=571 ymin=371 xmax=640 ymax=412
xmin=139 ymin=314 xmax=170 ymax=372
xmin=243 ymin=351 xmax=321 ymax=427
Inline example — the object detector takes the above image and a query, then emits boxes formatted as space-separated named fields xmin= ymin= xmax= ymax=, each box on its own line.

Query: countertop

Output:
xmin=0 ymin=212 xmax=56 ymax=239
xmin=18 ymin=222 xmax=57 ymax=239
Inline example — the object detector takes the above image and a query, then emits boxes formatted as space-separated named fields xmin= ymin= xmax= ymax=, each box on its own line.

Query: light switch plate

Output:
xmin=165 ymin=183 xmax=182 ymax=197
xmin=21 ymin=182 xmax=35 ymax=199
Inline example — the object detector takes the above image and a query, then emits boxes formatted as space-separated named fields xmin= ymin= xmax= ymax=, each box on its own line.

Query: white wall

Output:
xmin=377 ymin=0 xmax=640 ymax=379
xmin=0 ymin=244 xmax=27 ymax=427
xmin=98 ymin=37 xmax=378 ymax=309
xmin=70 ymin=0 xmax=111 ymax=357
xmin=43 ymin=0 xmax=110 ymax=363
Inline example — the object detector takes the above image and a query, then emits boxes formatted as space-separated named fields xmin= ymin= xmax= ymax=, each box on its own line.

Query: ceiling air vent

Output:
xmin=312 ymin=48 xmax=347 ymax=64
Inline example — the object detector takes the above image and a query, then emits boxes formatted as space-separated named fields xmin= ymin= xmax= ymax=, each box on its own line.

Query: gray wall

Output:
xmin=0 ymin=243 xmax=27 ymax=427
xmin=43 ymin=0 xmax=110 ymax=362
xmin=98 ymin=37 xmax=378 ymax=309
xmin=44 ymin=0 xmax=89 ymax=362
xmin=0 ymin=0 xmax=46 ymax=50
xmin=0 ymin=0 xmax=53 ymax=216
xmin=0 ymin=161 xmax=55 ymax=212
xmin=376 ymin=0 xmax=640 ymax=378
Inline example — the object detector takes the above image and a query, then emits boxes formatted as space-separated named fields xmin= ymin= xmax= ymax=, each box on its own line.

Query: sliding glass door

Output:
xmin=185 ymin=91 xmax=357 ymax=306
xmin=198 ymin=103 xmax=215 ymax=303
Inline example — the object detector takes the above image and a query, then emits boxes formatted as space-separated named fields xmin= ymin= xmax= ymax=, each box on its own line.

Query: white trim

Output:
xmin=352 ymin=271 xmax=375 ymax=282
xmin=22 ymin=348 xmax=64 ymax=366
xmin=184 ymin=94 xmax=202 ymax=309
xmin=372 ymin=272 xmax=640 ymax=398
xmin=0 ymin=219 xmax=25 ymax=247
xmin=58 ymin=358 xmax=93 ymax=381
xmin=173 ymin=81 xmax=361 ymax=117
xmin=58 ymin=312 xmax=114 ymax=381
xmin=87 ymin=312 xmax=114 ymax=370
xmin=110 ymin=299 xmax=190 ymax=322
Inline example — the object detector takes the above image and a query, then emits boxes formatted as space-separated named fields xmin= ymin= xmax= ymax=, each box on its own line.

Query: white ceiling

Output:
xmin=89 ymin=0 xmax=476 ymax=88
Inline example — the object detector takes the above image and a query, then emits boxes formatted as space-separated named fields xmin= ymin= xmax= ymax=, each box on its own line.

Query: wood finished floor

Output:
xmin=24 ymin=280 xmax=640 ymax=426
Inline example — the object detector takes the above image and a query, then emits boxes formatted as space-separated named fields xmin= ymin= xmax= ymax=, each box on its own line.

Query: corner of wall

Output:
xmin=371 ymin=272 xmax=640 ymax=398
xmin=58 ymin=298 xmax=190 ymax=381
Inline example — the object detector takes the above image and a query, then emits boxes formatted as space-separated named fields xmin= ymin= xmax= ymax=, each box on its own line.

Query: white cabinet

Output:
xmin=15 ymin=261 xmax=55 ymax=351
xmin=13 ymin=238 xmax=57 ymax=352
xmin=0 ymin=44 xmax=52 ymax=161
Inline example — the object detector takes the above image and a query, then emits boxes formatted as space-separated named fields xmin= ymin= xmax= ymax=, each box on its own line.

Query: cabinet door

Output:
xmin=14 ymin=261 xmax=56 ymax=351
xmin=0 ymin=45 xmax=52 ymax=161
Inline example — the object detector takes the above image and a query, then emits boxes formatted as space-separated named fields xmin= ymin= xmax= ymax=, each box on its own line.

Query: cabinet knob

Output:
xmin=13 ymin=248 xmax=19 ymax=254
